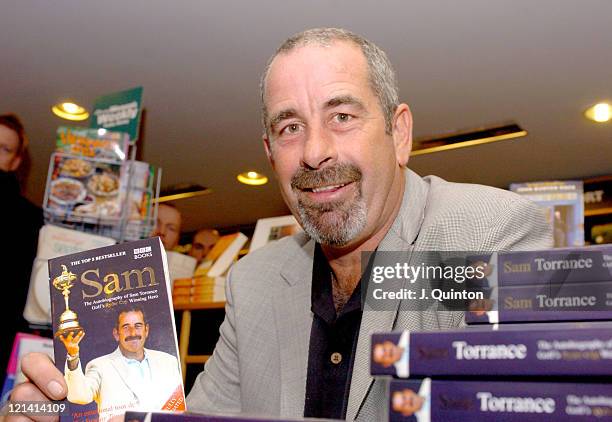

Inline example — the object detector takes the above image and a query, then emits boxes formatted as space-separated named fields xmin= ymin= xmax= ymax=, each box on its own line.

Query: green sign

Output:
xmin=90 ymin=86 xmax=143 ymax=144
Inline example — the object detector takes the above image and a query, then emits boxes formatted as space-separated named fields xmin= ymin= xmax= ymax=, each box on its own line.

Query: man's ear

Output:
xmin=113 ymin=327 xmax=119 ymax=342
xmin=9 ymin=155 xmax=22 ymax=172
xmin=263 ymin=135 xmax=275 ymax=169
xmin=391 ymin=103 xmax=413 ymax=167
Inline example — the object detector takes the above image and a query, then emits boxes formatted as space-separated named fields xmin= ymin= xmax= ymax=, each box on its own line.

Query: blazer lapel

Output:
xmin=274 ymin=239 xmax=316 ymax=417
xmin=109 ymin=347 xmax=141 ymax=399
xmin=346 ymin=169 xmax=429 ymax=421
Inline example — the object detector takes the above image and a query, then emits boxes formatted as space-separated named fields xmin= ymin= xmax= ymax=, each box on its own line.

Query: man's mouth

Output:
xmin=305 ymin=182 xmax=350 ymax=193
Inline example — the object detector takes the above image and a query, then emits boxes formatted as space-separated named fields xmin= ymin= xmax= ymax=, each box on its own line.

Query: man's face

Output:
xmin=153 ymin=204 xmax=181 ymax=250
xmin=262 ymin=41 xmax=410 ymax=247
xmin=392 ymin=389 xmax=425 ymax=416
xmin=113 ymin=311 xmax=149 ymax=356
xmin=0 ymin=124 xmax=22 ymax=172
xmin=373 ymin=340 xmax=404 ymax=367
xmin=189 ymin=230 xmax=219 ymax=263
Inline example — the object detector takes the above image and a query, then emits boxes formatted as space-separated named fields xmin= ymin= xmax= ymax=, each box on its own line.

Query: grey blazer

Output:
xmin=186 ymin=169 xmax=553 ymax=420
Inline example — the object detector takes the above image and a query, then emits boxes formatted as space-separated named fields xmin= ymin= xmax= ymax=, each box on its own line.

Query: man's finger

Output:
xmin=20 ymin=353 xmax=66 ymax=400
xmin=7 ymin=382 xmax=60 ymax=422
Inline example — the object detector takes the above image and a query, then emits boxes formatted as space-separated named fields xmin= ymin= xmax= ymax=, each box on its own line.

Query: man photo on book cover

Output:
xmin=390 ymin=379 xmax=431 ymax=422
xmin=372 ymin=331 xmax=409 ymax=377
xmin=59 ymin=306 xmax=183 ymax=422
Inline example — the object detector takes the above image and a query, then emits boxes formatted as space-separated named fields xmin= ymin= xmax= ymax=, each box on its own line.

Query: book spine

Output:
xmin=389 ymin=379 xmax=612 ymax=421
xmin=371 ymin=324 xmax=612 ymax=377
xmin=466 ymin=281 xmax=612 ymax=324
xmin=497 ymin=247 xmax=612 ymax=285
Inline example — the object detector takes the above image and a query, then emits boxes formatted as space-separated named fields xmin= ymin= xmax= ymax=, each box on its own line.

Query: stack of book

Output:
xmin=372 ymin=245 xmax=612 ymax=421
xmin=172 ymin=276 xmax=225 ymax=304
xmin=172 ymin=232 xmax=248 ymax=304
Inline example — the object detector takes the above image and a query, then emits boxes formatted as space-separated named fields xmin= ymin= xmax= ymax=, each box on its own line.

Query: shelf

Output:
xmin=173 ymin=301 xmax=226 ymax=311
xmin=585 ymin=208 xmax=612 ymax=217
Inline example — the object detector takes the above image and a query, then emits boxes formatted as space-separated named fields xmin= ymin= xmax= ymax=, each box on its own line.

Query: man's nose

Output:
xmin=301 ymin=124 xmax=337 ymax=170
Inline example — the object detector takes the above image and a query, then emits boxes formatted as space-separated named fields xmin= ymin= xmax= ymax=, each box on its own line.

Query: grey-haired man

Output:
xmin=11 ymin=28 xmax=551 ymax=421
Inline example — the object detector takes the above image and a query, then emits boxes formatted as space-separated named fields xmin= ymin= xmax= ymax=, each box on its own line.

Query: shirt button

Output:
xmin=330 ymin=352 xmax=342 ymax=364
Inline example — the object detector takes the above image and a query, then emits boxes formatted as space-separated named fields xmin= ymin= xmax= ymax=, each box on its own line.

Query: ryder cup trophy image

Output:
xmin=53 ymin=264 xmax=85 ymax=339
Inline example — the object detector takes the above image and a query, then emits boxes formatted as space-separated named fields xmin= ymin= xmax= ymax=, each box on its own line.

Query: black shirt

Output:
xmin=303 ymin=244 xmax=364 ymax=419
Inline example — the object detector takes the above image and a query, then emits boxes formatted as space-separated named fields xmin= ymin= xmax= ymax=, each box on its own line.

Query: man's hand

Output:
xmin=59 ymin=331 xmax=84 ymax=357
xmin=7 ymin=352 xmax=67 ymax=422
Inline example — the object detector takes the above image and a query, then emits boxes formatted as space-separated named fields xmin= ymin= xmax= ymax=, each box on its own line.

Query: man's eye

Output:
xmin=281 ymin=123 xmax=301 ymax=135
xmin=335 ymin=113 xmax=351 ymax=123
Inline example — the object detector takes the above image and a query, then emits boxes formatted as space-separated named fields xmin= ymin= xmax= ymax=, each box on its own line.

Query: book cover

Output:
xmin=56 ymin=126 xmax=129 ymax=162
xmin=124 ymin=411 xmax=341 ymax=422
xmin=248 ymin=215 xmax=302 ymax=253
xmin=510 ymin=180 xmax=584 ymax=247
xmin=24 ymin=225 xmax=116 ymax=325
xmin=467 ymin=246 xmax=612 ymax=288
xmin=371 ymin=321 xmax=612 ymax=378
xmin=44 ymin=152 xmax=124 ymax=220
xmin=1 ymin=333 xmax=53 ymax=405
xmin=205 ymin=233 xmax=248 ymax=278
xmin=466 ymin=281 xmax=612 ymax=324
xmin=389 ymin=378 xmax=612 ymax=421
xmin=49 ymin=238 xmax=185 ymax=422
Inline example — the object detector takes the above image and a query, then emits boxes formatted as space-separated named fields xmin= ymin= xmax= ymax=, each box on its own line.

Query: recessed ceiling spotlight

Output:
xmin=52 ymin=101 xmax=89 ymax=121
xmin=237 ymin=171 xmax=268 ymax=186
xmin=584 ymin=102 xmax=611 ymax=123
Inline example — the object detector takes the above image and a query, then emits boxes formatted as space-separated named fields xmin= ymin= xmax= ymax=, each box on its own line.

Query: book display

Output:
xmin=49 ymin=238 xmax=186 ymax=422
xmin=373 ymin=244 xmax=612 ymax=420
xmin=43 ymin=126 xmax=159 ymax=242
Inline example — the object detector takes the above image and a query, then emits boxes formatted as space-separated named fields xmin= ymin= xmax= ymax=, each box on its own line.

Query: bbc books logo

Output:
xmin=134 ymin=246 xmax=152 ymax=259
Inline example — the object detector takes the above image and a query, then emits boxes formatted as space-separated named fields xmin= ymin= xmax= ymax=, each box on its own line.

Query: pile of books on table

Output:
xmin=372 ymin=245 xmax=612 ymax=421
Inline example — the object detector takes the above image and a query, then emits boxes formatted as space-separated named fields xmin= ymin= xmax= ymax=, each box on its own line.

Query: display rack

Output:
xmin=43 ymin=143 xmax=162 ymax=243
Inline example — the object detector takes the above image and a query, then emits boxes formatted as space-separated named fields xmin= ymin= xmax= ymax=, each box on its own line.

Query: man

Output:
xmin=152 ymin=203 xmax=182 ymax=250
xmin=0 ymin=114 xmax=43 ymax=378
xmin=11 ymin=28 xmax=551 ymax=421
xmin=59 ymin=307 xmax=182 ymax=422
xmin=189 ymin=228 xmax=220 ymax=265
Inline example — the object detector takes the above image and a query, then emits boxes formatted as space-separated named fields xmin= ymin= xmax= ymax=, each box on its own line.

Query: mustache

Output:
xmin=290 ymin=163 xmax=362 ymax=191
xmin=124 ymin=336 xmax=142 ymax=341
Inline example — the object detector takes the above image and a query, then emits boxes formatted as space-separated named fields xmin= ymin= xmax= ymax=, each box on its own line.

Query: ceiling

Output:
xmin=2 ymin=0 xmax=611 ymax=233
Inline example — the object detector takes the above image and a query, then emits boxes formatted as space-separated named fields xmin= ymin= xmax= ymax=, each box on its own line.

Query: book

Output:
xmin=466 ymin=281 xmax=612 ymax=324
xmin=55 ymin=126 xmax=129 ymax=162
xmin=466 ymin=246 xmax=612 ymax=290
xmin=388 ymin=378 xmax=612 ymax=421
xmin=166 ymin=251 xmax=197 ymax=283
xmin=205 ymin=233 xmax=248 ymax=278
xmin=1 ymin=333 xmax=54 ymax=405
xmin=124 ymin=411 xmax=341 ymax=422
xmin=172 ymin=276 xmax=226 ymax=304
xmin=371 ymin=321 xmax=612 ymax=378
xmin=49 ymin=237 xmax=186 ymax=422
xmin=510 ymin=180 xmax=584 ymax=247
xmin=23 ymin=225 xmax=116 ymax=325
xmin=249 ymin=215 xmax=302 ymax=253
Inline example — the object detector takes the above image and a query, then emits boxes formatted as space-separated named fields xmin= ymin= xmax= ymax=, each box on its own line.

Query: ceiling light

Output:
xmin=584 ymin=102 xmax=611 ymax=123
xmin=237 ymin=171 xmax=268 ymax=186
xmin=52 ymin=101 xmax=89 ymax=121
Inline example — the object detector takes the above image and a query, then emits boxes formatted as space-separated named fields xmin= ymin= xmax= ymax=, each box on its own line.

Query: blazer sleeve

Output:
xmin=64 ymin=358 xmax=100 ymax=404
xmin=186 ymin=267 xmax=241 ymax=414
